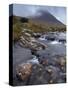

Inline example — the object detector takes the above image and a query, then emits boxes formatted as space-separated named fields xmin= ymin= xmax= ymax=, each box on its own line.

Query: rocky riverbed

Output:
xmin=13 ymin=32 xmax=66 ymax=86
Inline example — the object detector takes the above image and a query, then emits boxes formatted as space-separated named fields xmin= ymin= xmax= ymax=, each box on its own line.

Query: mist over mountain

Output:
xmin=29 ymin=10 xmax=65 ymax=26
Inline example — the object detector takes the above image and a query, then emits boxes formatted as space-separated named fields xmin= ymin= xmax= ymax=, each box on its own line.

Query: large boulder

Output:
xmin=16 ymin=63 xmax=32 ymax=80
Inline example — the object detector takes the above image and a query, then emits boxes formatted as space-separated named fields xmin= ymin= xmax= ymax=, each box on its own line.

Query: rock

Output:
xmin=46 ymin=35 xmax=56 ymax=41
xmin=40 ymin=59 xmax=48 ymax=66
xmin=38 ymin=55 xmax=58 ymax=66
xmin=32 ymin=33 xmax=41 ymax=38
xmin=24 ymin=32 xmax=31 ymax=37
xmin=45 ymin=65 xmax=60 ymax=83
xmin=16 ymin=63 xmax=32 ymax=80
xmin=59 ymin=39 xmax=66 ymax=43
xmin=56 ymin=56 xmax=66 ymax=67
xmin=28 ymin=64 xmax=48 ymax=85
xmin=29 ymin=64 xmax=61 ymax=84
xmin=19 ymin=31 xmax=47 ymax=51
xmin=47 ymin=68 xmax=52 ymax=74
xmin=59 ymin=59 xmax=66 ymax=66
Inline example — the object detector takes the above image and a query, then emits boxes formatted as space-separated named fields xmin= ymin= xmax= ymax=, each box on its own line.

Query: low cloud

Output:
xmin=12 ymin=4 xmax=66 ymax=24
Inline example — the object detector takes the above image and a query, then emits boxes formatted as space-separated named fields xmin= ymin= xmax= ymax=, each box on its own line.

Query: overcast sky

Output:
xmin=12 ymin=4 xmax=66 ymax=24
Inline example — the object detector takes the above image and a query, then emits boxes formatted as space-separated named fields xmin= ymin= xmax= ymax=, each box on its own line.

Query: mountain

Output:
xmin=29 ymin=10 xmax=65 ymax=26
xmin=9 ymin=12 xmax=66 ymax=42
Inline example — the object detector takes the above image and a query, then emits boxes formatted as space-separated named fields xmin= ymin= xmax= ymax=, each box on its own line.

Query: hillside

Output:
xmin=9 ymin=13 xmax=66 ymax=42
xmin=29 ymin=10 xmax=65 ymax=26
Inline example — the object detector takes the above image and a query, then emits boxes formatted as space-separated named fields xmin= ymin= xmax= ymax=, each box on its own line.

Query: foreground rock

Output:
xmin=16 ymin=56 xmax=66 ymax=85
xmin=16 ymin=63 xmax=32 ymax=81
xmin=26 ymin=63 xmax=66 ymax=85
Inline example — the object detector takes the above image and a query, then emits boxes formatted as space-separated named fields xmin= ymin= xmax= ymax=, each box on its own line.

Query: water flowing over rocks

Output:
xmin=13 ymin=30 xmax=66 ymax=86
xmin=15 ymin=55 xmax=66 ymax=85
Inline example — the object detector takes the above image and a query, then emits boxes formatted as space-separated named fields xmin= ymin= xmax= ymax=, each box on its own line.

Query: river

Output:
xmin=13 ymin=32 xmax=66 ymax=85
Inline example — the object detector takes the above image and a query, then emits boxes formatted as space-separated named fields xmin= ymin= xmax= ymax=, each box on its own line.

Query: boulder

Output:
xmin=16 ymin=63 xmax=32 ymax=80
xmin=56 ymin=56 xmax=66 ymax=67
xmin=45 ymin=65 xmax=60 ymax=83
xmin=39 ymin=59 xmax=48 ymax=66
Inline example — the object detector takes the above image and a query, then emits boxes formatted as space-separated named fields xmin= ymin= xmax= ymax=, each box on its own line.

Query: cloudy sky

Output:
xmin=12 ymin=4 xmax=66 ymax=24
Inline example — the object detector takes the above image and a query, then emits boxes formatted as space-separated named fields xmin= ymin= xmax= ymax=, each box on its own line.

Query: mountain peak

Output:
xmin=29 ymin=10 xmax=64 ymax=26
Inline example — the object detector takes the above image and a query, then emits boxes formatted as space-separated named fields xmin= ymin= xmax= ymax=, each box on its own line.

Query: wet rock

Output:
xmin=46 ymin=35 xmax=56 ymax=41
xmin=16 ymin=63 xmax=32 ymax=80
xmin=16 ymin=57 xmax=66 ymax=85
xmin=38 ymin=55 xmax=57 ymax=66
xmin=55 ymin=56 xmax=66 ymax=72
xmin=28 ymin=64 xmax=48 ymax=85
xmin=39 ymin=59 xmax=48 ymax=66
xmin=57 ymin=57 xmax=66 ymax=66
xmin=28 ymin=64 xmax=62 ymax=84
xmin=19 ymin=32 xmax=47 ymax=51
xmin=45 ymin=65 xmax=60 ymax=83
xmin=59 ymin=39 xmax=66 ymax=44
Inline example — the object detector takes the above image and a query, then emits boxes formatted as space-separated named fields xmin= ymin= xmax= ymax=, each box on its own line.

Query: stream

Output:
xmin=13 ymin=32 xmax=66 ymax=85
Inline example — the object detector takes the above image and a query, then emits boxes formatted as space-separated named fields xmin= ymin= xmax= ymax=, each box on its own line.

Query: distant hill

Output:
xmin=29 ymin=10 xmax=65 ymax=27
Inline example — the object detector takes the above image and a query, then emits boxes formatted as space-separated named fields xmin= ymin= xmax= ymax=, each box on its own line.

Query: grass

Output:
xmin=10 ymin=16 xmax=66 ymax=42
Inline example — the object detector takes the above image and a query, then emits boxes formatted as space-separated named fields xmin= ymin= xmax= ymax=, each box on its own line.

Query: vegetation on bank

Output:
xmin=10 ymin=16 xmax=66 ymax=42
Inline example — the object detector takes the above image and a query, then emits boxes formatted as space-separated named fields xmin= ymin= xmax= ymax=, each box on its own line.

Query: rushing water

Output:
xmin=13 ymin=32 xmax=66 ymax=85
xmin=37 ymin=32 xmax=66 ymax=57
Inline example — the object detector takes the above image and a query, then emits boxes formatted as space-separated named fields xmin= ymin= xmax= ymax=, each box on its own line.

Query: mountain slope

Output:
xmin=29 ymin=10 xmax=65 ymax=26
